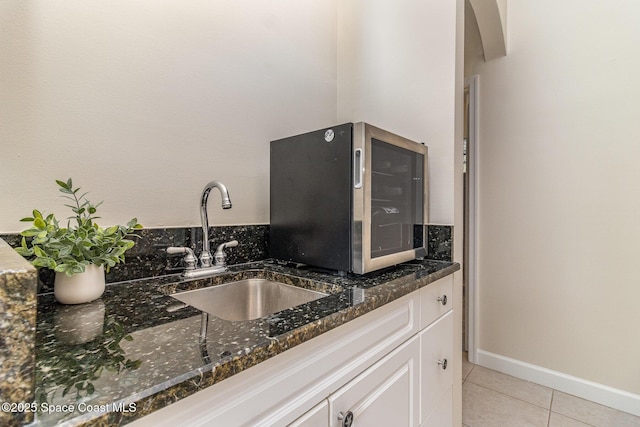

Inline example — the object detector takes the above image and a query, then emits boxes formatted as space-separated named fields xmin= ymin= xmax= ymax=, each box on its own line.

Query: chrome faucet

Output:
xmin=199 ymin=181 xmax=232 ymax=267
xmin=167 ymin=180 xmax=236 ymax=279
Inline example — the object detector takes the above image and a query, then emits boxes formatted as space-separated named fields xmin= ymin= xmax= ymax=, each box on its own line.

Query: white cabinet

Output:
xmin=131 ymin=291 xmax=419 ymax=427
xmin=419 ymin=274 xmax=455 ymax=425
xmin=290 ymin=336 xmax=420 ymax=427
xmin=328 ymin=336 xmax=420 ymax=427
xmin=420 ymin=274 xmax=453 ymax=329
xmin=289 ymin=400 xmax=328 ymax=427
xmin=419 ymin=311 xmax=454 ymax=425
xmin=131 ymin=275 xmax=459 ymax=427
xmin=422 ymin=387 xmax=453 ymax=427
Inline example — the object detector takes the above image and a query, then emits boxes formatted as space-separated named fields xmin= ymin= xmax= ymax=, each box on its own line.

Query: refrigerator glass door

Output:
xmin=352 ymin=123 xmax=428 ymax=274
xmin=370 ymin=138 xmax=424 ymax=258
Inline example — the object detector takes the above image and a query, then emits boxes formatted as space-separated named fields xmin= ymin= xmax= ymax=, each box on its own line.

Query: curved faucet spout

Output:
xmin=200 ymin=181 xmax=232 ymax=267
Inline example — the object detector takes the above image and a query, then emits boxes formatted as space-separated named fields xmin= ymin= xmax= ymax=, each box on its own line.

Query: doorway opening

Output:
xmin=463 ymin=74 xmax=479 ymax=363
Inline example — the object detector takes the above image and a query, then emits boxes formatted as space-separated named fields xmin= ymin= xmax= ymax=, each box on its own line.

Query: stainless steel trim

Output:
xmin=352 ymin=122 xmax=367 ymax=274
xmin=351 ymin=122 xmax=429 ymax=274
xmin=353 ymin=148 xmax=363 ymax=189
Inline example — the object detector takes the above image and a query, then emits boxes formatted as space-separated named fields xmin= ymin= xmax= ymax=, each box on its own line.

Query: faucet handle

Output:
xmin=220 ymin=240 xmax=238 ymax=249
xmin=214 ymin=240 xmax=238 ymax=267
xmin=167 ymin=247 xmax=198 ymax=270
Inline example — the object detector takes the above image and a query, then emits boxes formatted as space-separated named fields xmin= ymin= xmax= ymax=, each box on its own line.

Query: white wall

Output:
xmin=0 ymin=0 xmax=338 ymax=232
xmin=337 ymin=0 xmax=459 ymax=225
xmin=469 ymin=0 xmax=640 ymax=399
xmin=1 ymin=0 xmax=461 ymax=234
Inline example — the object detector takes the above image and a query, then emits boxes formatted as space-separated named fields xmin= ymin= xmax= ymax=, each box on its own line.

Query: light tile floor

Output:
xmin=462 ymin=353 xmax=640 ymax=427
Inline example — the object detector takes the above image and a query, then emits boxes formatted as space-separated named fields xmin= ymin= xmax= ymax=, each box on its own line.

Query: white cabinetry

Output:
xmin=420 ymin=312 xmax=454 ymax=425
xmin=131 ymin=275 xmax=457 ymax=427
xmin=422 ymin=387 xmax=453 ymax=427
xmin=420 ymin=274 xmax=453 ymax=329
xmin=328 ymin=336 xmax=420 ymax=427
xmin=419 ymin=275 xmax=455 ymax=426
xmin=289 ymin=400 xmax=328 ymax=427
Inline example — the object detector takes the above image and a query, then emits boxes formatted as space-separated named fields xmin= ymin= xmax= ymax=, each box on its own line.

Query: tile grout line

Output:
xmin=466 ymin=364 xmax=475 ymax=382
xmin=463 ymin=356 xmax=632 ymax=427
xmin=549 ymin=388 xmax=608 ymax=427
xmin=464 ymin=380 xmax=553 ymax=412
xmin=468 ymin=376 xmax=600 ymax=427
xmin=547 ymin=390 xmax=554 ymax=427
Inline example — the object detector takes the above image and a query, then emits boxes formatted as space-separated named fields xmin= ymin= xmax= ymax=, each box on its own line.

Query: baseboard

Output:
xmin=476 ymin=350 xmax=640 ymax=417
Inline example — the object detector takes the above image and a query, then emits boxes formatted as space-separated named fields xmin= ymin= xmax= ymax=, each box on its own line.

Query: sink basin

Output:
xmin=170 ymin=278 xmax=328 ymax=321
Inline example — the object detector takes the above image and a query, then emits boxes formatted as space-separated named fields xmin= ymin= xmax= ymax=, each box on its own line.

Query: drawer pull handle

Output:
xmin=437 ymin=295 xmax=448 ymax=306
xmin=338 ymin=411 xmax=354 ymax=427
xmin=438 ymin=358 xmax=448 ymax=370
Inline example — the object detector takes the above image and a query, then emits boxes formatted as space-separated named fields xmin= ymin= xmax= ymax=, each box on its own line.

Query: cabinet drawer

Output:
xmin=419 ymin=275 xmax=453 ymax=329
xmin=419 ymin=311 xmax=453 ymax=424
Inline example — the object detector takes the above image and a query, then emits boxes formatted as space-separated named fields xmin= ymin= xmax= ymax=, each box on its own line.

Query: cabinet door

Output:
xmin=421 ymin=387 xmax=452 ymax=427
xmin=289 ymin=400 xmax=329 ymax=427
xmin=329 ymin=335 xmax=420 ymax=427
xmin=420 ymin=311 xmax=454 ymax=425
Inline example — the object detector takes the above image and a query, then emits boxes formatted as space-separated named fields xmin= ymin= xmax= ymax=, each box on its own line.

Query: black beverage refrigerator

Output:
xmin=270 ymin=122 xmax=428 ymax=275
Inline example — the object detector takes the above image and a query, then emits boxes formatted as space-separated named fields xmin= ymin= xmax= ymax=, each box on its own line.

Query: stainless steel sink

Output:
xmin=170 ymin=278 xmax=328 ymax=321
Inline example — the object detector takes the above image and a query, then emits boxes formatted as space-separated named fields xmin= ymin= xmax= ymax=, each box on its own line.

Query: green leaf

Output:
xmin=58 ymin=187 xmax=73 ymax=196
xmin=33 ymin=246 xmax=45 ymax=256
xmin=14 ymin=246 xmax=30 ymax=256
xmin=34 ymin=217 xmax=46 ymax=229
xmin=34 ymin=258 xmax=56 ymax=269
xmin=53 ymin=264 xmax=67 ymax=273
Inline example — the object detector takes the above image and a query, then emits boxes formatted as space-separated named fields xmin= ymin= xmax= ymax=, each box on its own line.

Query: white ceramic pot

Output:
xmin=54 ymin=264 xmax=106 ymax=305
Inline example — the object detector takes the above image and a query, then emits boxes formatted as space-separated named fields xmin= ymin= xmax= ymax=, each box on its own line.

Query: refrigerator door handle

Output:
xmin=354 ymin=148 xmax=363 ymax=189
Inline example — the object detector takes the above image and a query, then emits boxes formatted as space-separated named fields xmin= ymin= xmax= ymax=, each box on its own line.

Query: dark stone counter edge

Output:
xmin=82 ymin=261 xmax=460 ymax=426
xmin=0 ymin=239 xmax=38 ymax=427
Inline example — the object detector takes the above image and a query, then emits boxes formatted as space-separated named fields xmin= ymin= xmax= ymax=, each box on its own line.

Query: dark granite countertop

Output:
xmin=32 ymin=259 xmax=459 ymax=426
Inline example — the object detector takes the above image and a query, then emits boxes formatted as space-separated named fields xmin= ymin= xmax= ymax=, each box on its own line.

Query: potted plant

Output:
xmin=16 ymin=178 xmax=142 ymax=304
